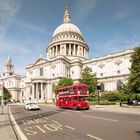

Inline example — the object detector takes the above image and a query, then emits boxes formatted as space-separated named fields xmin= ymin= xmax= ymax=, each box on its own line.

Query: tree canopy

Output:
xmin=80 ymin=67 xmax=97 ymax=94
xmin=127 ymin=46 xmax=140 ymax=93
xmin=3 ymin=87 xmax=12 ymax=101
xmin=53 ymin=77 xmax=73 ymax=93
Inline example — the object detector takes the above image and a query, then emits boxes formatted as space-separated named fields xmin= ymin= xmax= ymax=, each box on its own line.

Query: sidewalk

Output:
xmin=91 ymin=104 xmax=140 ymax=115
xmin=0 ymin=105 xmax=17 ymax=140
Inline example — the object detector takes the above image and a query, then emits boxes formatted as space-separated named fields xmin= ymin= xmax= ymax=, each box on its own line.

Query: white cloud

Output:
xmin=0 ymin=39 xmax=31 ymax=54
xmin=92 ymin=33 xmax=139 ymax=58
xmin=114 ymin=10 xmax=130 ymax=20
xmin=75 ymin=0 xmax=96 ymax=19
xmin=0 ymin=0 xmax=23 ymax=40
xmin=14 ymin=20 xmax=46 ymax=34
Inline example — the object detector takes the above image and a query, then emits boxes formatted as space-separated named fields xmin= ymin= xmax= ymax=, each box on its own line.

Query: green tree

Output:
xmin=54 ymin=77 xmax=73 ymax=93
xmin=127 ymin=46 xmax=140 ymax=93
xmin=3 ymin=87 xmax=12 ymax=101
xmin=80 ymin=67 xmax=97 ymax=94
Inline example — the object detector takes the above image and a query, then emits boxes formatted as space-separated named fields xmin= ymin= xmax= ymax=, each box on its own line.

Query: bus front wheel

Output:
xmin=73 ymin=105 xmax=78 ymax=110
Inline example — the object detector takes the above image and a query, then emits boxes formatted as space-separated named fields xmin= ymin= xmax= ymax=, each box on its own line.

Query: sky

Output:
xmin=0 ymin=0 xmax=140 ymax=75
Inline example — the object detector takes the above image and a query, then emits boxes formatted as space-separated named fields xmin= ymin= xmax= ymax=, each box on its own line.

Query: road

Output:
xmin=10 ymin=105 xmax=140 ymax=140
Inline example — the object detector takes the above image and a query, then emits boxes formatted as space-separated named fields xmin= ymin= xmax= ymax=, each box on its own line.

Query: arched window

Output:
xmin=117 ymin=80 xmax=122 ymax=91
xmin=100 ymin=83 xmax=104 ymax=92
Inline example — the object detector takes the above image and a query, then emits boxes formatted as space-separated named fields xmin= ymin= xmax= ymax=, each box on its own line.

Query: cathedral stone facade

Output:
xmin=0 ymin=6 xmax=134 ymax=102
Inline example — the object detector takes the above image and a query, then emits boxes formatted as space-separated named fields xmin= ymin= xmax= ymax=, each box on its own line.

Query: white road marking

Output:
xmin=83 ymin=115 xmax=118 ymax=122
xmin=74 ymin=111 xmax=82 ymax=113
xmin=9 ymin=106 xmax=28 ymax=140
xmin=34 ymin=125 xmax=46 ymax=133
xmin=65 ymin=125 xmax=75 ymax=131
xmin=87 ymin=134 xmax=103 ymax=140
xmin=52 ymin=120 xmax=60 ymax=123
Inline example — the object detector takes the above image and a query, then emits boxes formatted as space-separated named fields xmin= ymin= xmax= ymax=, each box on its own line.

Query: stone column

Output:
xmin=77 ymin=45 xmax=80 ymax=56
xmin=34 ymin=83 xmax=36 ymax=99
xmin=64 ymin=44 xmax=66 ymax=55
xmin=41 ymin=82 xmax=43 ymax=100
xmin=44 ymin=84 xmax=47 ymax=101
xmin=73 ymin=44 xmax=76 ymax=55
xmin=32 ymin=83 xmax=35 ymax=100
xmin=51 ymin=48 xmax=52 ymax=58
xmin=69 ymin=44 xmax=71 ymax=55
xmin=56 ymin=46 xmax=58 ymax=56
xmin=36 ymin=83 xmax=39 ymax=100
xmin=53 ymin=47 xmax=55 ymax=57
xmin=83 ymin=47 xmax=84 ymax=57
xmin=47 ymin=83 xmax=52 ymax=102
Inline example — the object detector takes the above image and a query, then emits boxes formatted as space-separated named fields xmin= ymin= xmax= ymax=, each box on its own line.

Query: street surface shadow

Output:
xmin=15 ymin=109 xmax=65 ymax=125
xmin=136 ymin=131 xmax=140 ymax=137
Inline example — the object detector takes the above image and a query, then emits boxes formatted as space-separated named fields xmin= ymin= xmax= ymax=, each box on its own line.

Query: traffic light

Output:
xmin=97 ymin=85 xmax=101 ymax=90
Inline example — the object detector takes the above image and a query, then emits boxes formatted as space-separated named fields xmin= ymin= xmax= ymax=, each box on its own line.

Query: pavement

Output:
xmin=0 ymin=105 xmax=17 ymax=140
xmin=91 ymin=104 xmax=140 ymax=115
xmin=0 ymin=103 xmax=140 ymax=140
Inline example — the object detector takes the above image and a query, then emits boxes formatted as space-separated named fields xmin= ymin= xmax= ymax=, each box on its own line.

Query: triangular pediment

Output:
xmin=33 ymin=58 xmax=47 ymax=66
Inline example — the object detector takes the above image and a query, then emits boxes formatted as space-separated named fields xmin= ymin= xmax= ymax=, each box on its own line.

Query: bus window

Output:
xmin=73 ymin=86 xmax=76 ymax=91
xmin=80 ymin=97 xmax=85 ymax=101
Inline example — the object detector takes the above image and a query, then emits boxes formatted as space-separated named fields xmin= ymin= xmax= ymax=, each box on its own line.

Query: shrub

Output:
xmin=118 ymin=93 xmax=129 ymax=101
xmin=101 ymin=91 xmax=119 ymax=102
xmin=132 ymin=94 xmax=140 ymax=101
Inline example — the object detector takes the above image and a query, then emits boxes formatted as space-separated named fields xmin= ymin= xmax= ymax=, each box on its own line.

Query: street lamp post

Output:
xmin=97 ymin=85 xmax=101 ymax=105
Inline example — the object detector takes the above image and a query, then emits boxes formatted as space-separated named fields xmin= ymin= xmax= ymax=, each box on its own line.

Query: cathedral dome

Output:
xmin=53 ymin=23 xmax=82 ymax=37
xmin=47 ymin=5 xmax=89 ymax=60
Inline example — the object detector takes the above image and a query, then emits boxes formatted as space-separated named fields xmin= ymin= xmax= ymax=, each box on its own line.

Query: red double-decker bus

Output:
xmin=56 ymin=84 xmax=89 ymax=110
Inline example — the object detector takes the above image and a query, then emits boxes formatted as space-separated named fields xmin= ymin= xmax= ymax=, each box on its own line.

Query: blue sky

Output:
xmin=0 ymin=0 xmax=140 ymax=75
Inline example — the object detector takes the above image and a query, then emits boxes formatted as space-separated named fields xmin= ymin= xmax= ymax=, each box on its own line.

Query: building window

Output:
xmin=30 ymin=86 xmax=32 ymax=95
xmin=117 ymin=70 xmax=120 ymax=74
xmin=40 ymin=68 xmax=43 ymax=76
xmin=100 ymin=83 xmax=105 ymax=92
xmin=100 ymin=73 xmax=103 ymax=76
xmin=117 ymin=80 xmax=122 ymax=91
xmin=22 ymin=91 xmax=24 ymax=97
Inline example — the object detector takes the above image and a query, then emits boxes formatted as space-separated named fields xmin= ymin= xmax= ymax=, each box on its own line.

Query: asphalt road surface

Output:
xmin=10 ymin=105 xmax=140 ymax=140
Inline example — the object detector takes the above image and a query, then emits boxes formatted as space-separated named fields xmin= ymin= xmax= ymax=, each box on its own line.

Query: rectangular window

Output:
xmin=40 ymin=68 xmax=43 ymax=76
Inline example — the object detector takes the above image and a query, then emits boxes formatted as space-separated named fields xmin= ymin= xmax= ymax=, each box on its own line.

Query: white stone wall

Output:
xmin=84 ymin=49 xmax=133 ymax=91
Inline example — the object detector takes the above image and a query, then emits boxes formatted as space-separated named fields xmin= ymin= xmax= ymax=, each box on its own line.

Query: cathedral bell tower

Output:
xmin=3 ymin=56 xmax=14 ymax=77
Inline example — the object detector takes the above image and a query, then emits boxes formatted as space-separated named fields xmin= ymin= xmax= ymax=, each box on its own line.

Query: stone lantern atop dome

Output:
xmin=63 ymin=4 xmax=71 ymax=23
xmin=46 ymin=5 xmax=89 ymax=60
